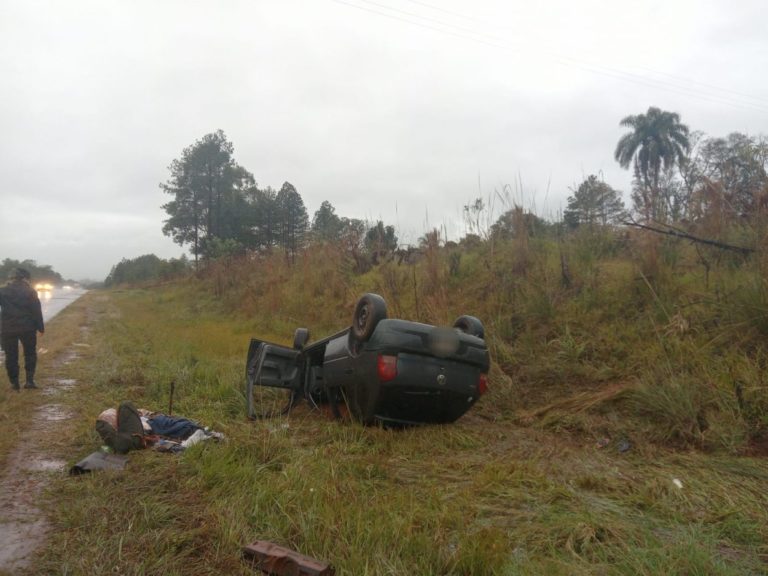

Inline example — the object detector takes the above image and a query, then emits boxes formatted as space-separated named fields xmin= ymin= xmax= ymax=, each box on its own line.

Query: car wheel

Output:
xmin=453 ymin=315 xmax=485 ymax=339
xmin=352 ymin=293 xmax=387 ymax=342
xmin=293 ymin=327 xmax=310 ymax=350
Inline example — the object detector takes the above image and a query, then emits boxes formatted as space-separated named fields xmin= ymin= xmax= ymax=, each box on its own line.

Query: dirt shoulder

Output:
xmin=0 ymin=293 xmax=95 ymax=575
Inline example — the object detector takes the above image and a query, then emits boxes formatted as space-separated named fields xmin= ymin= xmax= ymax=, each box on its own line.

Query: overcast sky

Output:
xmin=1 ymin=0 xmax=767 ymax=280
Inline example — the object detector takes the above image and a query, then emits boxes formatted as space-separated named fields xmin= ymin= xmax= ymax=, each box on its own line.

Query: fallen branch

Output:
xmin=621 ymin=220 xmax=754 ymax=255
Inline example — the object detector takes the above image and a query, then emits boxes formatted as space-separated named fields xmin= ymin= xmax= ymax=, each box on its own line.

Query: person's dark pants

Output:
xmin=1 ymin=331 xmax=37 ymax=383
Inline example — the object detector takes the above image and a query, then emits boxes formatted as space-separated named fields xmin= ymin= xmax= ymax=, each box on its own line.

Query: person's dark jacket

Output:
xmin=0 ymin=280 xmax=44 ymax=335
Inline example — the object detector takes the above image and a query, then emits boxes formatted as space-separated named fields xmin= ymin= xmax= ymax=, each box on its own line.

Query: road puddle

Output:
xmin=43 ymin=378 xmax=77 ymax=396
xmin=59 ymin=350 xmax=80 ymax=365
xmin=37 ymin=404 xmax=72 ymax=422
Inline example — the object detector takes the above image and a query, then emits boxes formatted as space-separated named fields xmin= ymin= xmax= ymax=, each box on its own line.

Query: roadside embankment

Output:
xmin=10 ymin=285 xmax=765 ymax=575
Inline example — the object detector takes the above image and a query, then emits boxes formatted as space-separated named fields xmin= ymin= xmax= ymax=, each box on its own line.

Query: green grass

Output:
xmin=26 ymin=284 xmax=768 ymax=575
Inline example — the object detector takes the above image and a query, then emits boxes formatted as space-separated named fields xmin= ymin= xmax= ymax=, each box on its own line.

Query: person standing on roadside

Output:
xmin=0 ymin=267 xmax=44 ymax=390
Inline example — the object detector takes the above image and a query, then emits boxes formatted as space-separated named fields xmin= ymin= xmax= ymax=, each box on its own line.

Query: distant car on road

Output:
xmin=246 ymin=293 xmax=490 ymax=426
xmin=34 ymin=282 xmax=54 ymax=292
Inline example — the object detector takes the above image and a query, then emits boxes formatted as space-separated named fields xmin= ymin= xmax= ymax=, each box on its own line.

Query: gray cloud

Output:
xmin=1 ymin=0 xmax=767 ymax=279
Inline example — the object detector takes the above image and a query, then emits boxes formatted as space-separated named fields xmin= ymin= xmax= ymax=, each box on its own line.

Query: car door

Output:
xmin=246 ymin=338 xmax=303 ymax=419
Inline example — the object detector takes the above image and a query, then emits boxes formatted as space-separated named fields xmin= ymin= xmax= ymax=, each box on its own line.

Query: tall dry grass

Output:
xmin=30 ymin=245 xmax=768 ymax=574
xmin=30 ymin=213 xmax=768 ymax=574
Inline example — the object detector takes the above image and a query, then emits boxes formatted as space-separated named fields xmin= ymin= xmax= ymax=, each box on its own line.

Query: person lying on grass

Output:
xmin=96 ymin=401 xmax=223 ymax=454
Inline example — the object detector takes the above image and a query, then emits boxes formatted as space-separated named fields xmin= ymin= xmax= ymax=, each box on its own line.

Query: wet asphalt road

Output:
xmin=0 ymin=287 xmax=87 ymax=366
xmin=38 ymin=287 xmax=88 ymax=323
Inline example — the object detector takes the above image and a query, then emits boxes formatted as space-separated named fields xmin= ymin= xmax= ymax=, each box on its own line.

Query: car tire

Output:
xmin=453 ymin=315 xmax=485 ymax=339
xmin=293 ymin=327 xmax=310 ymax=350
xmin=352 ymin=293 xmax=387 ymax=342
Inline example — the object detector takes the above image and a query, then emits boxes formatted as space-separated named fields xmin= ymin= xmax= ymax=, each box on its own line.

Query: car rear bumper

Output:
xmin=373 ymin=352 xmax=484 ymax=425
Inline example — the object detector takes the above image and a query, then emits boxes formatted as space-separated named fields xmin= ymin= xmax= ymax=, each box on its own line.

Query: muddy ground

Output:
xmin=0 ymin=305 xmax=89 ymax=574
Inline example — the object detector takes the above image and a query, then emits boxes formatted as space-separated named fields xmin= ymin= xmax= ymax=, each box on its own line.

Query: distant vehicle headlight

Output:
xmin=35 ymin=282 xmax=53 ymax=291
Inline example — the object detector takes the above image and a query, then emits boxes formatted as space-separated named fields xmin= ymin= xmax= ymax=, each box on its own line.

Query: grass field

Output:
xmin=16 ymin=278 xmax=767 ymax=575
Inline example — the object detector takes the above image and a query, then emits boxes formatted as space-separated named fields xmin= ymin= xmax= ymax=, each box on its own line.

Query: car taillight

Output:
xmin=478 ymin=373 xmax=488 ymax=395
xmin=377 ymin=354 xmax=398 ymax=382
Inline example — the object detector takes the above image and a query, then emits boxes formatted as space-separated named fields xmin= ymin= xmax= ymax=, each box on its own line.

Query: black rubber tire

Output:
xmin=246 ymin=345 xmax=296 ymax=420
xmin=293 ymin=327 xmax=310 ymax=350
xmin=453 ymin=315 xmax=485 ymax=339
xmin=351 ymin=293 xmax=388 ymax=342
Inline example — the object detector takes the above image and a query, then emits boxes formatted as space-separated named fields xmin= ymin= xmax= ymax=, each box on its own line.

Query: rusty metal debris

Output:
xmin=242 ymin=540 xmax=335 ymax=576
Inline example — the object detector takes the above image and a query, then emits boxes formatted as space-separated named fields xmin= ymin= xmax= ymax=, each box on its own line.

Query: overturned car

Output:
xmin=246 ymin=293 xmax=490 ymax=426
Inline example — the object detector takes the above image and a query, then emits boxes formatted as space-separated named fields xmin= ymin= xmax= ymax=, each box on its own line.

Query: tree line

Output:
xmin=159 ymin=114 xmax=766 ymax=275
xmin=160 ymin=130 xmax=398 ymax=268
xmin=564 ymin=106 xmax=767 ymax=231
xmin=0 ymin=258 xmax=64 ymax=284
xmin=104 ymin=254 xmax=191 ymax=287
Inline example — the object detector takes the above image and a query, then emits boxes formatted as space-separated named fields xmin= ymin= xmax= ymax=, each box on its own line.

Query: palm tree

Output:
xmin=614 ymin=106 xmax=690 ymax=220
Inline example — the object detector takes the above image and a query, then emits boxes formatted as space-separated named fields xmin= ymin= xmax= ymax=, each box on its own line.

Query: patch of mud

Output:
xmin=43 ymin=378 xmax=77 ymax=397
xmin=59 ymin=349 xmax=80 ymax=366
xmin=0 ymin=449 xmax=55 ymax=573
xmin=0 ymin=518 xmax=48 ymax=572
xmin=37 ymin=404 xmax=72 ymax=422
xmin=24 ymin=457 xmax=67 ymax=473
xmin=0 ymin=404 xmax=72 ymax=571
xmin=0 ymin=293 xmax=95 ymax=572
xmin=0 ymin=292 xmax=92 ymax=572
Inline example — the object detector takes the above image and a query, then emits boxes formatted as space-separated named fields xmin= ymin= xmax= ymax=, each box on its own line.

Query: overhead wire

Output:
xmin=394 ymin=0 xmax=768 ymax=109
xmin=401 ymin=0 xmax=513 ymax=25
xmin=329 ymin=0 xmax=768 ymax=115
xmin=348 ymin=0 xmax=768 ymax=112
xmin=622 ymin=64 xmax=768 ymax=107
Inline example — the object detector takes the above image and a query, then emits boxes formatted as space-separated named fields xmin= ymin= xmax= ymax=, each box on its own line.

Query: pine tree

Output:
xmin=275 ymin=182 xmax=309 ymax=263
